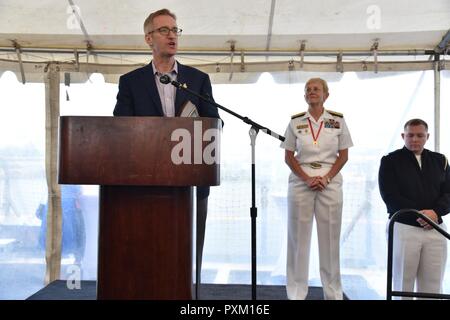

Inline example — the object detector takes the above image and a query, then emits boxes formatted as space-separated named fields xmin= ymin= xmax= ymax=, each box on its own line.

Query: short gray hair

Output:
xmin=305 ymin=78 xmax=329 ymax=95
xmin=143 ymin=8 xmax=177 ymax=34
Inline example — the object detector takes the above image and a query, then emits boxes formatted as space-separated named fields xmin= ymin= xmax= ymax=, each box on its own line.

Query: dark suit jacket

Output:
xmin=113 ymin=61 xmax=221 ymax=198
xmin=113 ymin=61 xmax=220 ymax=118
xmin=378 ymin=146 xmax=450 ymax=226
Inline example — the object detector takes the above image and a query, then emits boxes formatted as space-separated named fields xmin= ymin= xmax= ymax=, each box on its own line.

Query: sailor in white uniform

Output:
xmin=280 ymin=78 xmax=353 ymax=300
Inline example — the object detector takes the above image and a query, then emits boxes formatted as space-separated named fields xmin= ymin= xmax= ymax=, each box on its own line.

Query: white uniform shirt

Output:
xmin=280 ymin=110 xmax=353 ymax=165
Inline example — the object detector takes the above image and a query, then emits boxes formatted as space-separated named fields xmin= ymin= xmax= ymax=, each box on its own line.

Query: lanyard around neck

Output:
xmin=307 ymin=118 xmax=323 ymax=145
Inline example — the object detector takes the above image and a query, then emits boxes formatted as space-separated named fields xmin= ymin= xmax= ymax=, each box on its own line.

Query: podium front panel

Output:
xmin=97 ymin=185 xmax=193 ymax=300
xmin=59 ymin=116 xmax=221 ymax=186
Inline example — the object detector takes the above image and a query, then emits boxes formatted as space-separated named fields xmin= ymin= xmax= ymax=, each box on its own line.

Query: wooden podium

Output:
xmin=58 ymin=116 xmax=221 ymax=299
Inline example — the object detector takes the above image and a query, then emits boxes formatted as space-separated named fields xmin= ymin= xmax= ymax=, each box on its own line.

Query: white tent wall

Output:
xmin=0 ymin=0 xmax=450 ymax=299
xmin=1 ymin=67 xmax=449 ymax=299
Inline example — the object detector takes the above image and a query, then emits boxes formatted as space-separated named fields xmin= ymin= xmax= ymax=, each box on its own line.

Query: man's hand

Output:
xmin=417 ymin=209 xmax=439 ymax=230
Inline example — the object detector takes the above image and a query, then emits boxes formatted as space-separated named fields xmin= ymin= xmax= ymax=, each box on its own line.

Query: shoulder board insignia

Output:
xmin=444 ymin=156 xmax=448 ymax=170
xmin=291 ymin=112 xmax=306 ymax=119
xmin=327 ymin=110 xmax=343 ymax=118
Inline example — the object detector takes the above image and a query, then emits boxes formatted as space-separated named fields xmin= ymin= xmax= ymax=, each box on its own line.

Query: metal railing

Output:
xmin=387 ymin=208 xmax=450 ymax=300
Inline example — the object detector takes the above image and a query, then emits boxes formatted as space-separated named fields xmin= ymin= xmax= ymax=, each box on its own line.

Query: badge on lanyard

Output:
xmin=307 ymin=118 xmax=323 ymax=146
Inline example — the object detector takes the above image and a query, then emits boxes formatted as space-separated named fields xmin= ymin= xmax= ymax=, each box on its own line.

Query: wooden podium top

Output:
xmin=58 ymin=116 xmax=221 ymax=186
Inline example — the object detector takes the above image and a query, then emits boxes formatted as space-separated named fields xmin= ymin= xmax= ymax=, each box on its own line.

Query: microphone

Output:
xmin=159 ymin=74 xmax=171 ymax=84
xmin=160 ymin=74 xmax=185 ymax=89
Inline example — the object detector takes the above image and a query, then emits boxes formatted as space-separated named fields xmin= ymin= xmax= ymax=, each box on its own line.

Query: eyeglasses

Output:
xmin=148 ymin=26 xmax=182 ymax=36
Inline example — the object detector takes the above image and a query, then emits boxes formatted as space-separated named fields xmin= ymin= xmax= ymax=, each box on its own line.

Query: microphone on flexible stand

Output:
xmin=159 ymin=67 xmax=285 ymax=301
xmin=159 ymin=73 xmax=283 ymax=141
xmin=159 ymin=74 xmax=186 ymax=89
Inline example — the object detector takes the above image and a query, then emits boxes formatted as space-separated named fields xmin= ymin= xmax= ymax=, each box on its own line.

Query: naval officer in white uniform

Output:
xmin=280 ymin=78 xmax=353 ymax=300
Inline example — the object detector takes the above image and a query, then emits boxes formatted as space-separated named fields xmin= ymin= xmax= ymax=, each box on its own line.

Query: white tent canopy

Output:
xmin=1 ymin=0 xmax=450 ymax=51
xmin=1 ymin=0 xmax=449 ymax=79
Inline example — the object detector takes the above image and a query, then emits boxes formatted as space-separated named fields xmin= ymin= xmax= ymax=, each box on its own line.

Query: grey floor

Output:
xmin=27 ymin=280 xmax=349 ymax=300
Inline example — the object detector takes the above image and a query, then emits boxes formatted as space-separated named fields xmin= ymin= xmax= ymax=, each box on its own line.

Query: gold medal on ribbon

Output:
xmin=308 ymin=118 xmax=323 ymax=147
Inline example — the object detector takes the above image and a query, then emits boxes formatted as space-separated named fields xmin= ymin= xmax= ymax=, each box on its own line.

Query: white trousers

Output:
xmin=392 ymin=222 xmax=447 ymax=299
xmin=286 ymin=167 xmax=343 ymax=300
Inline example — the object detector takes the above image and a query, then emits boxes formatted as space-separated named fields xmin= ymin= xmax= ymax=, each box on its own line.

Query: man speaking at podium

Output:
xmin=113 ymin=8 xmax=221 ymax=296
